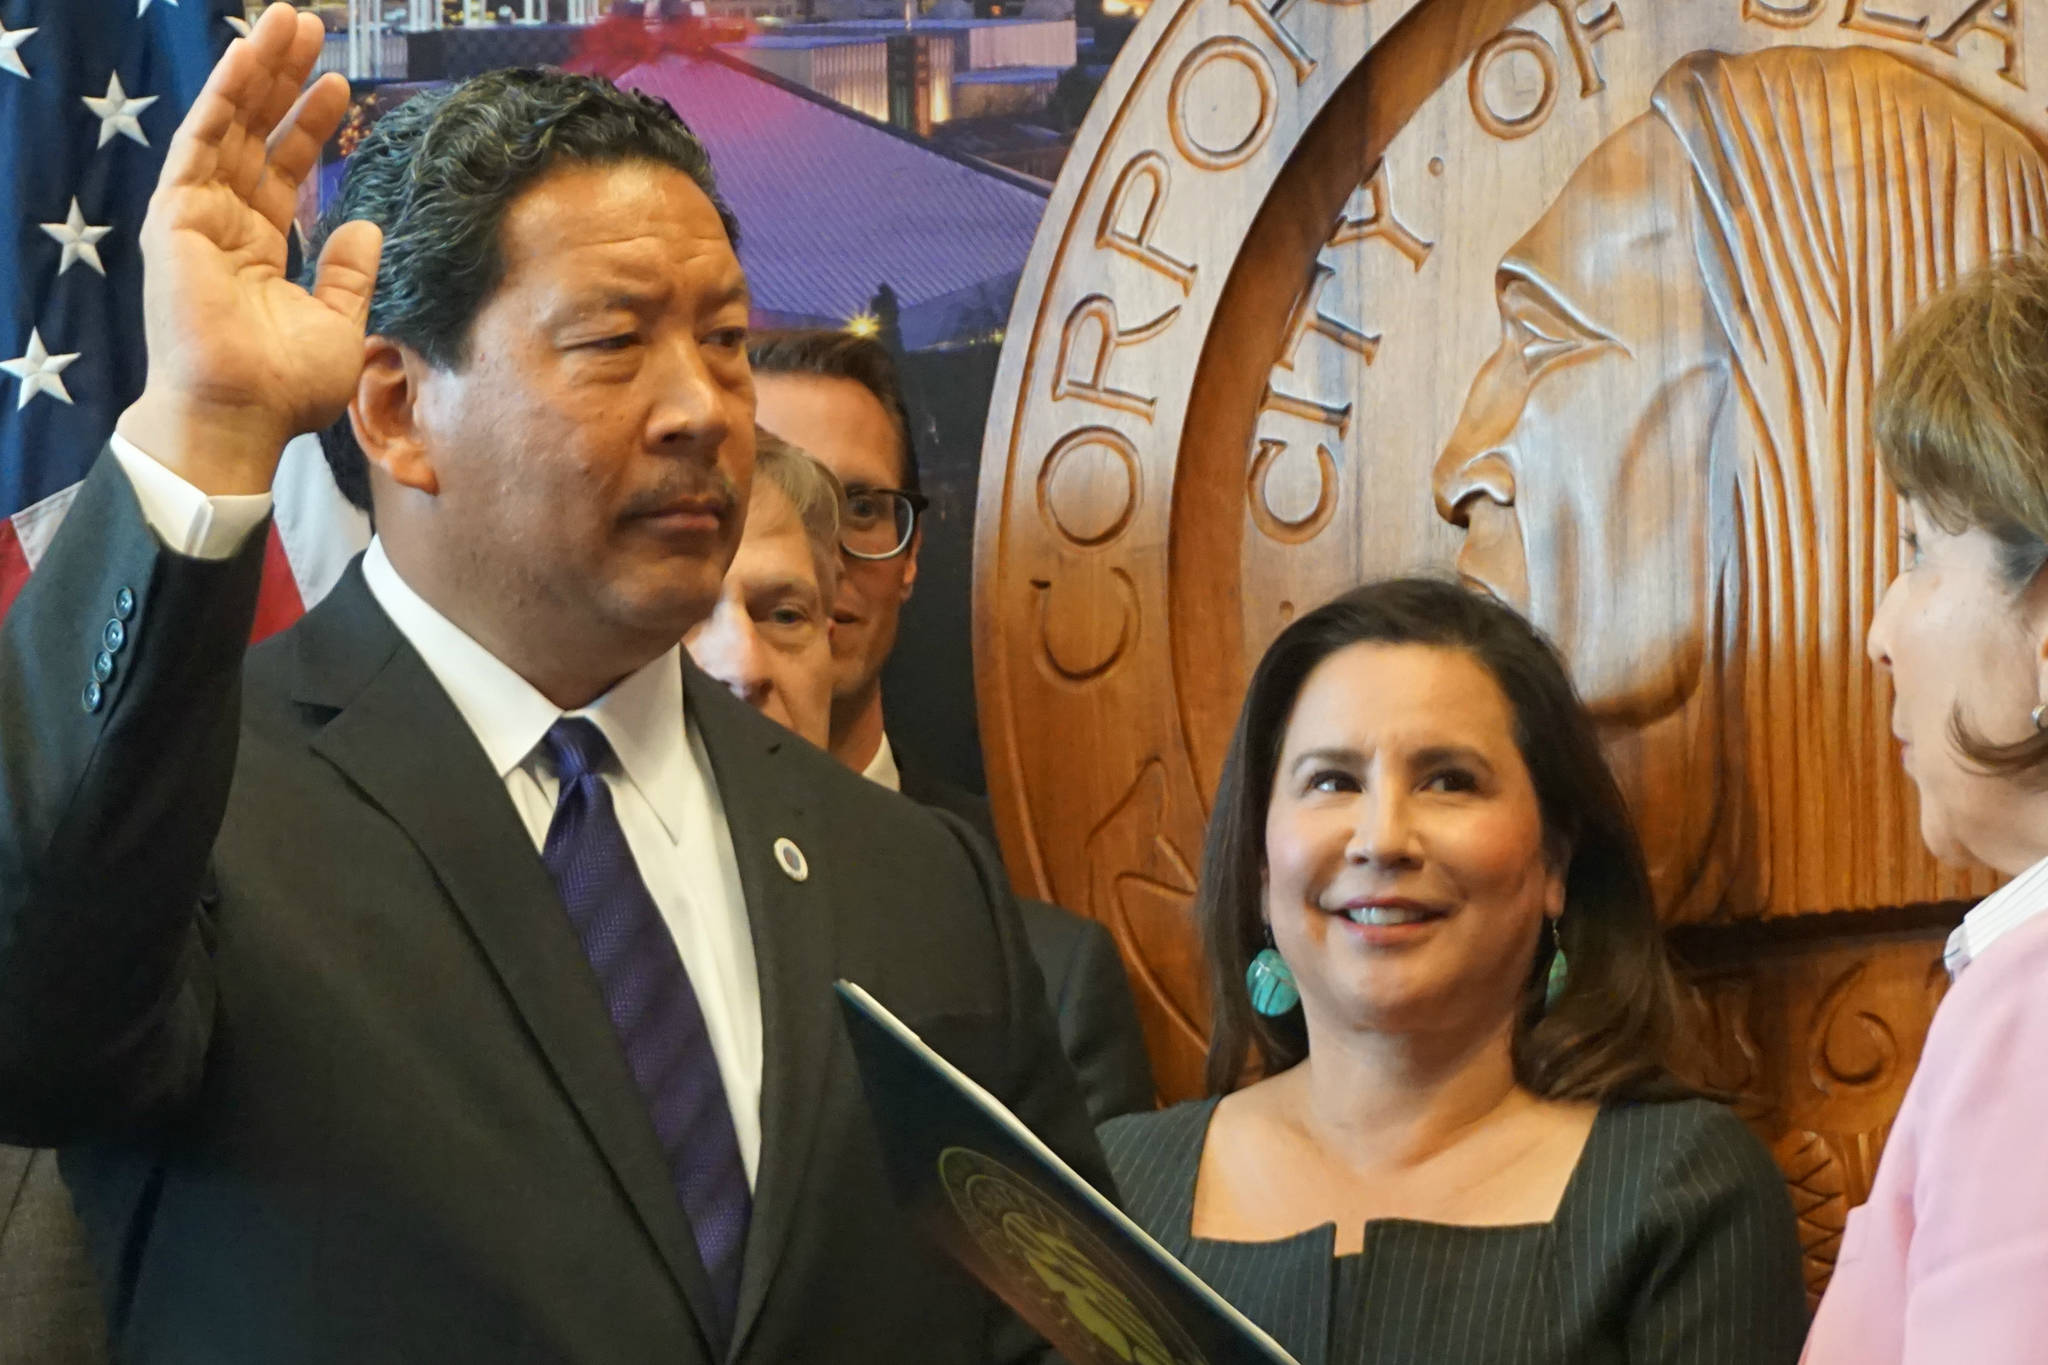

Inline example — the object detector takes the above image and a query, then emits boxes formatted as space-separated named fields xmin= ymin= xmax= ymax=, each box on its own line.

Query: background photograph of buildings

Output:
xmin=293 ymin=0 xmax=1140 ymax=791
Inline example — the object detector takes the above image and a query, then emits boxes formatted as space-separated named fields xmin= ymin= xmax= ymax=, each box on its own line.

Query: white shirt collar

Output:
xmin=861 ymin=731 xmax=901 ymax=792
xmin=359 ymin=537 xmax=693 ymax=843
xmin=1944 ymin=852 xmax=2048 ymax=979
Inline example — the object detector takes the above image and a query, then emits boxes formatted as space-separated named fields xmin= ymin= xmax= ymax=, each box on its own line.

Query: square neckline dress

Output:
xmin=1098 ymin=1094 xmax=1808 ymax=1365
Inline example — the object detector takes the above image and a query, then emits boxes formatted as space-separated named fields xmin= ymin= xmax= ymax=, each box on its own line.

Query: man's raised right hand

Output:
xmin=115 ymin=2 xmax=383 ymax=496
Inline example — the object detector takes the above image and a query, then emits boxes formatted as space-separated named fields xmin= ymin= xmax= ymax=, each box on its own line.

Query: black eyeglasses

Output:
xmin=840 ymin=486 xmax=929 ymax=561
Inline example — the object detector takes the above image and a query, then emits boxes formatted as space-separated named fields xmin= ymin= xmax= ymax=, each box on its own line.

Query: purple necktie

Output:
xmin=539 ymin=718 xmax=750 ymax=1336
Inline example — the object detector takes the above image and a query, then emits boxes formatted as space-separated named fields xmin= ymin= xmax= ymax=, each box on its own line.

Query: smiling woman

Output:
xmin=1200 ymin=580 xmax=1676 ymax=1104
xmin=1099 ymin=578 xmax=1807 ymax=1364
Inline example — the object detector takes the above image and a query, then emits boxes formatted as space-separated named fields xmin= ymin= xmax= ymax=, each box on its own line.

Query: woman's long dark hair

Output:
xmin=1200 ymin=577 xmax=1684 ymax=1103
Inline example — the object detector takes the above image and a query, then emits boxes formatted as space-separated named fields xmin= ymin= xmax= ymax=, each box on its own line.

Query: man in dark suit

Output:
xmin=748 ymin=331 xmax=1155 ymax=1121
xmin=0 ymin=10 xmax=1104 ymax=1362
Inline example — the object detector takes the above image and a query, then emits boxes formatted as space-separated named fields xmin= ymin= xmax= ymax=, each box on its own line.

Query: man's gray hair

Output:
xmin=752 ymin=430 xmax=844 ymax=599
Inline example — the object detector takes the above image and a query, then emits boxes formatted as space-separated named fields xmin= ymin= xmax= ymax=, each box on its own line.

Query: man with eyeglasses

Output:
xmin=746 ymin=332 xmax=932 ymax=795
xmin=750 ymin=331 xmax=1155 ymax=1122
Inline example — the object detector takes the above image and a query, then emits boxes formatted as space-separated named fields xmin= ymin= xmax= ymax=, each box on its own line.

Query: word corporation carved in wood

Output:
xmin=977 ymin=0 xmax=2040 ymax=1294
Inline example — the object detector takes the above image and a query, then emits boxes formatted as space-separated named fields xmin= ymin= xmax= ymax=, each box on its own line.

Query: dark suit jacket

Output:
xmin=0 ymin=1148 xmax=105 ymax=1365
xmin=0 ymin=456 xmax=1109 ymax=1364
xmin=1015 ymin=903 xmax=1156 ymax=1122
xmin=897 ymin=754 xmax=1002 ymax=851
xmin=897 ymin=759 xmax=1156 ymax=1122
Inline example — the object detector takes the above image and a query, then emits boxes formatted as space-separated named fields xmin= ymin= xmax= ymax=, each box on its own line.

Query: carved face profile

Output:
xmin=1434 ymin=46 xmax=2048 ymax=920
xmin=1433 ymin=113 xmax=1733 ymax=729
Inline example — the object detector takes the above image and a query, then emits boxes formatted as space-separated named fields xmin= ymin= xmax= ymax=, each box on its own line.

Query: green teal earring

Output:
xmin=1246 ymin=930 xmax=1299 ymax=1016
xmin=1544 ymin=917 xmax=1570 ymax=1010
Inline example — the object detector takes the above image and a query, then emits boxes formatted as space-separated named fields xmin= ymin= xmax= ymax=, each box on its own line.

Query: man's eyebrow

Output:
xmin=542 ymin=288 xmax=659 ymax=324
xmin=747 ymin=576 xmax=820 ymax=604
xmin=709 ymin=277 xmax=751 ymax=312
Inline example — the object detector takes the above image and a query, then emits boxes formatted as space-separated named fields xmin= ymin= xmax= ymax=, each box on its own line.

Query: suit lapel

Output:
xmin=682 ymin=667 xmax=840 ymax=1361
xmin=290 ymin=568 xmax=724 ymax=1353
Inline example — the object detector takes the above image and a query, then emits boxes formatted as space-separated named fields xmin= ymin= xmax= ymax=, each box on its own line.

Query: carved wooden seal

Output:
xmin=979 ymin=0 xmax=2041 ymax=1297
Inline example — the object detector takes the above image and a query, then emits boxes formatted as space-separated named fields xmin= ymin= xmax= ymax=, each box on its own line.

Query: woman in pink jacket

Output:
xmin=1803 ymin=249 xmax=2048 ymax=1364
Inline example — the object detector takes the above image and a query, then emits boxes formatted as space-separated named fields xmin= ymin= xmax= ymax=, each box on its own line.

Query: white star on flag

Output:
xmin=83 ymin=73 xmax=159 ymax=149
xmin=137 ymin=0 xmax=181 ymax=12
xmin=0 ymin=21 xmax=35 ymax=81
xmin=2 ymin=331 xmax=82 ymax=410
xmin=40 ymin=200 xmax=113 ymax=278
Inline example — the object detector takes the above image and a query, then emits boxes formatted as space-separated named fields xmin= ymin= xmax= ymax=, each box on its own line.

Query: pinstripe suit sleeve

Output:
xmin=1621 ymin=1103 xmax=1808 ymax=1365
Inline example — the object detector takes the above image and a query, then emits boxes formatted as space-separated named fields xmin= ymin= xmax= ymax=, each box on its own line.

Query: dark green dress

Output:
xmin=1099 ymin=1096 xmax=1807 ymax=1365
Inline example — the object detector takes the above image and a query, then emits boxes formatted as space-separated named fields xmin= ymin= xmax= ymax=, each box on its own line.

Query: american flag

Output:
xmin=0 ymin=0 xmax=365 ymax=632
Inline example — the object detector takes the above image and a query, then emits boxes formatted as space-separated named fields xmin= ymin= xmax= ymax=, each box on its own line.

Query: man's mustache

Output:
xmin=618 ymin=468 xmax=741 ymax=520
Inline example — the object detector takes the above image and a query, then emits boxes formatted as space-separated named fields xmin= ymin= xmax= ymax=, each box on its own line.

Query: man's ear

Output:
xmin=899 ymin=520 xmax=922 ymax=603
xmin=350 ymin=336 xmax=439 ymax=498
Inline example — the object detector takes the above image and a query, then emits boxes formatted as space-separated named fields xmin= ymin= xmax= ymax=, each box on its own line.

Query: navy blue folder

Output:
xmin=835 ymin=980 xmax=1300 ymax=1365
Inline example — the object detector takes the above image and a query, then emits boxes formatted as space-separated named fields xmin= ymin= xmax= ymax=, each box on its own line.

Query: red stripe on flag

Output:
xmin=250 ymin=522 xmax=305 ymax=644
xmin=0 ymin=518 xmax=28 ymax=621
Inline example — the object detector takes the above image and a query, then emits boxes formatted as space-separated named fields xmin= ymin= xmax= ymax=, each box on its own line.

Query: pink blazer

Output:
xmin=1803 ymin=908 xmax=2048 ymax=1364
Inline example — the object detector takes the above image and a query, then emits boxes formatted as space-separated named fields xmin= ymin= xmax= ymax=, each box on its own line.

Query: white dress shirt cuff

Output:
xmin=108 ymin=431 xmax=274 ymax=560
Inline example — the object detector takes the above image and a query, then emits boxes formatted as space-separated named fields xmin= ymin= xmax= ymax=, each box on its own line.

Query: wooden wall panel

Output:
xmin=978 ymin=0 xmax=2042 ymax=1292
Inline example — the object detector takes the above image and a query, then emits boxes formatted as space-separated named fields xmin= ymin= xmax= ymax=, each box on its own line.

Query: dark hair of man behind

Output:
xmin=747 ymin=329 xmax=920 ymax=493
xmin=303 ymin=67 xmax=738 ymax=512
xmin=1875 ymin=246 xmax=2048 ymax=783
xmin=1200 ymin=577 xmax=1684 ymax=1104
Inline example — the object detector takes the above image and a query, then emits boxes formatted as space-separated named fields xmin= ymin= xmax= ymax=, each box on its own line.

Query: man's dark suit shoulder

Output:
xmin=704 ymin=690 xmax=1005 ymax=886
xmin=894 ymin=757 xmax=1001 ymax=855
xmin=1014 ymin=903 xmax=1155 ymax=1120
xmin=889 ymin=754 xmax=1157 ymax=1123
